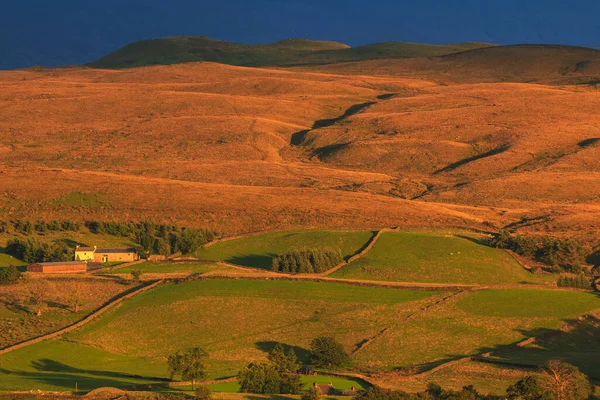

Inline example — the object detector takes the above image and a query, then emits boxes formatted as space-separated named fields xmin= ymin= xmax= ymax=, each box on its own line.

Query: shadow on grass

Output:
xmin=347 ymin=231 xmax=379 ymax=262
xmin=227 ymin=254 xmax=275 ymax=270
xmin=454 ymin=234 xmax=493 ymax=248
xmin=255 ymin=341 xmax=312 ymax=364
xmin=435 ymin=143 xmax=511 ymax=174
xmin=0 ymin=359 xmax=168 ymax=392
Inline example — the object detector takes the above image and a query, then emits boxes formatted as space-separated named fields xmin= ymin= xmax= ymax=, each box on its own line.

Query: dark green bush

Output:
xmin=0 ymin=265 xmax=21 ymax=285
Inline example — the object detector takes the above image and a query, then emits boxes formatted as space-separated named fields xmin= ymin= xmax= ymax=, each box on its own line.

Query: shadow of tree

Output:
xmin=255 ymin=341 xmax=312 ymax=364
xmin=227 ymin=254 xmax=275 ymax=270
xmin=0 ymin=358 xmax=168 ymax=392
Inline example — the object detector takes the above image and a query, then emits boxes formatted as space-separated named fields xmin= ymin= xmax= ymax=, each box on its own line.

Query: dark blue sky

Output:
xmin=2 ymin=0 xmax=599 ymax=70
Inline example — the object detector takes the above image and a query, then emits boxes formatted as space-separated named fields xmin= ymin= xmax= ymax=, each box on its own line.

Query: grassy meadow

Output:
xmin=197 ymin=230 xmax=374 ymax=270
xmin=111 ymin=261 xmax=221 ymax=275
xmin=2 ymin=278 xmax=600 ymax=393
xmin=330 ymin=231 xmax=554 ymax=285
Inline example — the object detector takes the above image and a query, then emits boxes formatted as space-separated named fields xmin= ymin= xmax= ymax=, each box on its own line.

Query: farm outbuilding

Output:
xmin=27 ymin=261 xmax=88 ymax=274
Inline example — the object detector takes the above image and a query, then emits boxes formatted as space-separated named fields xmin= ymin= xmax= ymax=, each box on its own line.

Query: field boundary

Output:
xmin=319 ymin=228 xmax=390 ymax=276
xmin=188 ymin=273 xmax=478 ymax=291
xmin=201 ymin=227 xmax=382 ymax=249
xmin=0 ymin=279 xmax=164 ymax=355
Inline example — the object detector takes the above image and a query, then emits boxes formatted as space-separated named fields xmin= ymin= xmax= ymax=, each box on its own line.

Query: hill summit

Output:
xmin=89 ymin=36 xmax=494 ymax=69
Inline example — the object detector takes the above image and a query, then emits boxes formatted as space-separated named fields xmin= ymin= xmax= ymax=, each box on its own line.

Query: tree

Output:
xmin=26 ymin=279 xmax=55 ymax=316
xmin=539 ymin=360 xmax=591 ymax=400
xmin=268 ymin=343 xmax=298 ymax=373
xmin=0 ymin=265 xmax=21 ymax=285
xmin=168 ymin=348 xmax=209 ymax=390
xmin=130 ymin=269 xmax=143 ymax=283
xmin=237 ymin=362 xmax=282 ymax=394
xmin=301 ymin=387 xmax=320 ymax=400
xmin=63 ymin=281 xmax=86 ymax=313
xmin=507 ymin=376 xmax=552 ymax=400
xmin=194 ymin=386 xmax=212 ymax=400
xmin=309 ymin=336 xmax=349 ymax=368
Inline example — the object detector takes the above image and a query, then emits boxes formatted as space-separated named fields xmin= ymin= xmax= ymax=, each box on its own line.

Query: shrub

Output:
xmin=194 ymin=386 xmax=212 ymax=400
xmin=0 ymin=266 xmax=21 ymax=285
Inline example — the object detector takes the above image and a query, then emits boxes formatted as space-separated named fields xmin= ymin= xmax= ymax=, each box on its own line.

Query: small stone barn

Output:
xmin=93 ymin=248 xmax=139 ymax=263
xmin=27 ymin=261 xmax=88 ymax=274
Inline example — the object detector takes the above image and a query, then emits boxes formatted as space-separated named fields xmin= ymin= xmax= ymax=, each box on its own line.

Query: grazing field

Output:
xmin=2 ymin=279 xmax=600 ymax=393
xmin=197 ymin=230 xmax=374 ymax=269
xmin=0 ymin=252 xmax=26 ymax=267
xmin=111 ymin=261 xmax=221 ymax=275
xmin=330 ymin=231 xmax=554 ymax=285
xmin=0 ymin=277 xmax=136 ymax=349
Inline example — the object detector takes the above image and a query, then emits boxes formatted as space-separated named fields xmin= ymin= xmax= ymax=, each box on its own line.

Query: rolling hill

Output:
xmin=89 ymin=36 xmax=494 ymax=69
xmin=301 ymin=44 xmax=600 ymax=84
xmin=1 ymin=61 xmax=599 ymax=247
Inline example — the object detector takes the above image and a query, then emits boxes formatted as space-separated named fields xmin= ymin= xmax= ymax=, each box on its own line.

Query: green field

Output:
xmin=0 ymin=252 xmax=26 ymax=268
xmin=330 ymin=231 xmax=554 ymax=285
xmin=197 ymin=230 xmax=374 ymax=270
xmin=112 ymin=261 xmax=221 ymax=274
xmin=2 ymin=278 xmax=600 ymax=393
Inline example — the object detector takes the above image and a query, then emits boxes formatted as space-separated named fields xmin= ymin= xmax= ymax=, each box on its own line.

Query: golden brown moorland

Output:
xmin=0 ymin=58 xmax=598 ymax=248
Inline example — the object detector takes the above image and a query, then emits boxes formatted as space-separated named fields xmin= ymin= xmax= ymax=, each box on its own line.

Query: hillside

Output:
xmin=300 ymin=44 xmax=600 ymax=84
xmin=89 ymin=36 xmax=493 ymax=69
xmin=0 ymin=62 xmax=599 ymax=247
xmin=2 ymin=279 xmax=599 ymax=393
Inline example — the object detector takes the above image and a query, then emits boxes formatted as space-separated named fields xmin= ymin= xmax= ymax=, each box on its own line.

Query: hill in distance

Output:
xmin=303 ymin=44 xmax=600 ymax=85
xmin=89 ymin=36 xmax=494 ymax=69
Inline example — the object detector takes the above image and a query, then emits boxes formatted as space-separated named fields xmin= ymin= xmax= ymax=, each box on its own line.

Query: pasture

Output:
xmin=330 ymin=231 xmax=554 ymax=285
xmin=197 ymin=230 xmax=374 ymax=270
xmin=0 ymin=252 xmax=26 ymax=267
xmin=0 ymin=277 xmax=135 ymax=349
xmin=2 ymin=278 xmax=599 ymax=394
xmin=111 ymin=261 xmax=221 ymax=275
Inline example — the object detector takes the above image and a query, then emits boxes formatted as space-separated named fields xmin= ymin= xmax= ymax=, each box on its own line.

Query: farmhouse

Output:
xmin=74 ymin=246 xmax=96 ymax=261
xmin=75 ymin=246 xmax=139 ymax=263
xmin=27 ymin=261 xmax=87 ymax=274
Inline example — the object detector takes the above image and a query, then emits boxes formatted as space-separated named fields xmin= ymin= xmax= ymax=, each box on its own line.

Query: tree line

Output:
xmin=5 ymin=238 xmax=73 ymax=264
xmin=557 ymin=275 xmax=592 ymax=289
xmin=271 ymin=248 xmax=343 ymax=274
xmin=490 ymin=230 xmax=588 ymax=273
xmin=1 ymin=220 xmax=219 ymax=263
xmin=0 ymin=220 xmax=80 ymax=235
xmin=167 ymin=337 xmax=592 ymax=400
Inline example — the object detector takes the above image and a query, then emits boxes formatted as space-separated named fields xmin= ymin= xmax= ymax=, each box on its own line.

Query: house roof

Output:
xmin=315 ymin=385 xmax=338 ymax=396
xmin=95 ymin=248 xmax=137 ymax=254
xmin=76 ymin=247 xmax=95 ymax=252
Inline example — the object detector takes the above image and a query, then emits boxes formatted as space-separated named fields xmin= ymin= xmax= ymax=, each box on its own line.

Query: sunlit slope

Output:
xmin=0 ymin=61 xmax=598 ymax=240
